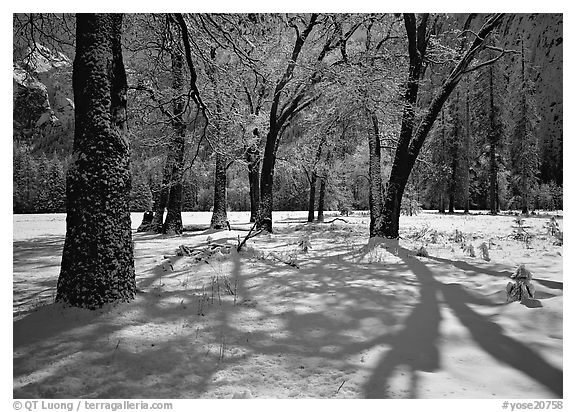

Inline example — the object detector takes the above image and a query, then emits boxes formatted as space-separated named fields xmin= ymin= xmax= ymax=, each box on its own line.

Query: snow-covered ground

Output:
xmin=13 ymin=211 xmax=563 ymax=399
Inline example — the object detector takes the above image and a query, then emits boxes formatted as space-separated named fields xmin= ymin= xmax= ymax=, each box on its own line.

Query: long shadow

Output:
xmin=363 ymin=242 xmax=441 ymax=398
xmin=428 ymin=256 xmax=563 ymax=290
xmin=441 ymin=283 xmax=563 ymax=396
xmin=13 ymin=237 xmax=65 ymax=262
xmin=363 ymin=243 xmax=563 ymax=398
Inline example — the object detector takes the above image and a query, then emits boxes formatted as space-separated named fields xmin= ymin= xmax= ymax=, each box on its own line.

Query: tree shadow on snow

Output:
xmin=13 ymin=236 xmax=64 ymax=264
xmin=13 ymin=226 xmax=563 ymax=399
xmin=427 ymin=255 xmax=564 ymax=291
xmin=362 ymin=242 xmax=562 ymax=398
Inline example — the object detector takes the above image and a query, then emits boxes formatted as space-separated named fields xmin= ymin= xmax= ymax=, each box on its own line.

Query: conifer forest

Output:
xmin=13 ymin=13 xmax=563 ymax=402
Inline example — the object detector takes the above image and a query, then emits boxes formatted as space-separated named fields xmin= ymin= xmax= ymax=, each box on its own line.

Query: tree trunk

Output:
xmin=163 ymin=136 xmax=184 ymax=235
xmin=368 ymin=111 xmax=384 ymax=237
xmin=488 ymin=66 xmax=499 ymax=215
xmin=519 ymin=36 xmax=529 ymax=215
xmin=378 ymin=13 xmax=503 ymax=238
xmin=378 ymin=14 xmax=427 ymax=239
xmin=307 ymin=171 xmax=317 ymax=223
xmin=246 ymin=144 xmax=260 ymax=223
xmin=162 ymin=28 xmax=186 ymax=235
xmin=463 ymin=84 xmax=470 ymax=213
xmin=317 ymin=177 xmax=326 ymax=222
xmin=439 ymin=191 xmax=446 ymax=214
xmin=210 ymin=152 xmax=228 ymax=229
xmin=56 ymin=13 xmax=135 ymax=309
xmin=448 ymin=93 xmax=459 ymax=214
xmin=255 ymin=15 xmax=319 ymax=233
xmin=150 ymin=167 xmax=170 ymax=233
xmin=256 ymin=128 xmax=278 ymax=232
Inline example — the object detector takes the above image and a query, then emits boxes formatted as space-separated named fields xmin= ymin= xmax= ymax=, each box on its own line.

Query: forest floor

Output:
xmin=13 ymin=211 xmax=563 ymax=399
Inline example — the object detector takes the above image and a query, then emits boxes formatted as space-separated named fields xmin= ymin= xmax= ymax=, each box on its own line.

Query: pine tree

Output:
xmin=47 ymin=155 xmax=66 ymax=212
xmin=130 ymin=165 xmax=153 ymax=212
xmin=13 ymin=144 xmax=37 ymax=213
xmin=508 ymin=34 xmax=540 ymax=214
xmin=34 ymin=153 xmax=51 ymax=213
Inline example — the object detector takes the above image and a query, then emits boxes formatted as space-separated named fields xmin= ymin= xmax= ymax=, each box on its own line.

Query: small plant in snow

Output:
xmin=218 ymin=335 xmax=226 ymax=362
xmin=197 ymin=288 xmax=209 ymax=316
xmin=506 ymin=264 xmax=536 ymax=303
xmin=451 ymin=229 xmax=465 ymax=244
xmin=367 ymin=248 xmax=385 ymax=263
xmin=298 ymin=233 xmax=312 ymax=253
xmin=545 ymin=216 xmax=563 ymax=246
xmin=463 ymin=243 xmax=475 ymax=257
xmin=546 ymin=216 xmax=561 ymax=236
xmin=478 ymin=242 xmax=490 ymax=261
xmin=409 ymin=225 xmax=430 ymax=241
xmin=160 ymin=258 xmax=173 ymax=271
xmin=489 ymin=238 xmax=497 ymax=249
xmin=416 ymin=246 xmax=429 ymax=257
xmin=509 ymin=216 xmax=533 ymax=246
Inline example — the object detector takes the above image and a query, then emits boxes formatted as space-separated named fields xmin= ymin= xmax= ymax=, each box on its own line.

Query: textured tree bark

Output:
xmin=210 ymin=152 xmax=228 ymax=229
xmin=307 ymin=171 xmax=317 ymax=223
xmin=56 ymin=13 xmax=135 ymax=309
xmin=317 ymin=177 xmax=326 ymax=222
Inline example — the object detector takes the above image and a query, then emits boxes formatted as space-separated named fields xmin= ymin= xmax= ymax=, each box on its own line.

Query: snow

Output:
xmin=12 ymin=211 xmax=563 ymax=400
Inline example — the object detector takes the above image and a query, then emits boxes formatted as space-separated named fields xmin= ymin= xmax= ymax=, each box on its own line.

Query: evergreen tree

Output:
xmin=507 ymin=35 xmax=540 ymax=214
xmin=34 ymin=153 xmax=51 ymax=213
xmin=47 ymin=155 xmax=66 ymax=212
xmin=130 ymin=166 xmax=153 ymax=212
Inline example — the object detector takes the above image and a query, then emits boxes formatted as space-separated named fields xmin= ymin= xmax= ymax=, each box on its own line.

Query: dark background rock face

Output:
xmin=501 ymin=13 xmax=563 ymax=184
xmin=13 ymin=44 xmax=75 ymax=154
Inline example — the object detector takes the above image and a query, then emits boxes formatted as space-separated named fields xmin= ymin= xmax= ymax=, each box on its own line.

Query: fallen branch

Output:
xmin=336 ymin=380 xmax=347 ymax=394
xmin=322 ymin=217 xmax=349 ymax=224
xmin=268 ymin=252 xmax=299 ymax=269
xmin=237 ymin=222 xmax=263 ymax=252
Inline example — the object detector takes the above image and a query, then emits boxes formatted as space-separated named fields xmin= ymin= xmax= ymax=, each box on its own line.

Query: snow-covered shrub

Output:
xmin=506 ymin=264 xmax=536 ymax=303
xmin=545 ymin=216 xmax=563 ymax=246
xmin=416 ymin=246 xmax=429 ymax=257
xmin=298 ymin=233 xmax=312 ymax=253
xmin=478 ymin=242 xmax=490 ymax=261
xmin=451 ymin=229 xmax=465 ymax=244
xmin=407 ymin=225 xmax=430 ymax=241
xmin=463 ymin=244 xmax=475 ymax=257
xmin=509 ymin=217 xmax=533 ymax=245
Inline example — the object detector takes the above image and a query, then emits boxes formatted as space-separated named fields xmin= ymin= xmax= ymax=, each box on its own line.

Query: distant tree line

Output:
xmin=14 ymin=138 xmax=562 ymax=215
